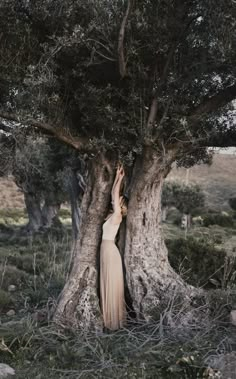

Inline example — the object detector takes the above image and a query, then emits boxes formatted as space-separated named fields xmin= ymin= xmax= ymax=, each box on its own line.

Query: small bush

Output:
xmin=24 ymin=287 xmax=50 ymax=306
xmin=229 ymin=197 xmax=236 ymax=211
xmin=173 ymin=214 xmax=182 ymax=226
xmin=0 ymin=289 xmax=12 ymax=311
xmin=203 ymin=213 xmax=234 ymax=227
xmin=0 ymin=265 xmax=29 ymax=290
xmin=167 ymin=237 xmax=236 ymax=288
xmin=232 ymin=211 xmax=236 ymax=220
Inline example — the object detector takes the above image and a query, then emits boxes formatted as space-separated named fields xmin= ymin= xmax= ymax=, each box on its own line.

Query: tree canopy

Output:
xmin=0 ymin=0 xmax=235 ymax=165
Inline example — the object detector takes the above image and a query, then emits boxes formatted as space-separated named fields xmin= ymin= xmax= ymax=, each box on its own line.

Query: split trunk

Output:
xmin=54 ymin=149 xmax=190 ymax=330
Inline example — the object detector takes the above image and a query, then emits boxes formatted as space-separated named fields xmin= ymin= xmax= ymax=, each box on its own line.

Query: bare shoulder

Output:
xmin=109 ymin=211 xmax=122 ymax=225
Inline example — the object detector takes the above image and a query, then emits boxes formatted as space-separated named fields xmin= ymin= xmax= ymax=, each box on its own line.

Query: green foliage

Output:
xmin=8 ymin=253 xmax=47 ymax=274
xmin=163 ymin=182 xmax=205 ymax=214
xmin=0 ymin=0 xmax=235 ymax=163
xmin=229 ymin=197 xmax=236 ymax=211
xmin=203 ymin=213 xmax=234 ymax=227
xmin=13 ymin=137 xmax=73 ymax=204
xmin=167 ymin=236 xmax=236 ymax=288
xmin=58 ymin=208 xmax=71 ymax=219
xmin=0 ymin=265 xmax=29 ymax=291
xmin=0 ymin=289 xmax=12 ymax=310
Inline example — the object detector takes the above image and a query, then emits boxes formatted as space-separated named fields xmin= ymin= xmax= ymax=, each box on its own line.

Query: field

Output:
xmin=0 ymin=178 xmax=24 ymax=210
xmin=0 ymin=153 xmax=236 ymax=378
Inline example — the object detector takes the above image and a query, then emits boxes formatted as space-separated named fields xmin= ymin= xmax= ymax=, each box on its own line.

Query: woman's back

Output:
xmin=102 ymin=216 xmax=121 ymax=241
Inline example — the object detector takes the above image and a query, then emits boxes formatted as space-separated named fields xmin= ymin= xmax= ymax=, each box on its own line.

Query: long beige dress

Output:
xmin=100 ymin=216 xmax=126 ymax=330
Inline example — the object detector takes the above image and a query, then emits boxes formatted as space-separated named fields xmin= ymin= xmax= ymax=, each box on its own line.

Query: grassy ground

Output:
xmin=2 ymin=310 xmax=236 ymax=379
xmin=163 ymin=222 xmax=236 ymax=256
xmin=0 ymin=210 xmax=235 ymax=378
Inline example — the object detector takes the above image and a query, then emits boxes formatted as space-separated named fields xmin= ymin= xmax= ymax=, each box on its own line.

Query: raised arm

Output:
xmin=111 ymin=165 xmax=125 ymax=223
xmin=111 ymin=164 xmax=121 ymax=200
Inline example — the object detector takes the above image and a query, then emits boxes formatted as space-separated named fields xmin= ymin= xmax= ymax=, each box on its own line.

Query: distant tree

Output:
xmin=0 ymin=128 xmax=85 ymax=233
xmin=162 ymin=181 xmax=205 ymax=226
xmin=162 ymin=182 xmax=177 ymax=221
xmin=0 ymin=123 xmax=16 ymax=176
xmin=174 ymin=183 xmax=205 ymax=219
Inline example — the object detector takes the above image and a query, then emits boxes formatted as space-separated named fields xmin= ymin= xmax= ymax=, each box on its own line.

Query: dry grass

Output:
xmin=0 ymin=223 xmax=235 ymax=378
xmin=1 ymin=290 xmax=235 ymax=378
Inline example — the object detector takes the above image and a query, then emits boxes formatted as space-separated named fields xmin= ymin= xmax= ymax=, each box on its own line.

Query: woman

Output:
xmin=100 ymin=164 xmax=127 ymax=330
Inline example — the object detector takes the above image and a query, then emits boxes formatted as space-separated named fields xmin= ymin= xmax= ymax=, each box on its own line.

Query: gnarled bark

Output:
xmin=42 ymin=200 xmax=61 ymax=228
xmin=54 ymin=148 xmax=195 ymax=330
xmin=24 ymin=192 xmax=43 ymax=233
xmin=54 ymin=155 xmax=114 ymax=330
xmin=68 ymin=169 xmax=82 ymax=241
xmin=24 ymin=192 xmax=61 ymax=233
xmin=125 ymin=148 xmax=187 ymax=320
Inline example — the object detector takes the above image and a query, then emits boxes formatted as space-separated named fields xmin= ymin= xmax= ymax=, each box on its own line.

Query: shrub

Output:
xmin=0 ymin=265 xmax=29 ymax=290
xmin=229 ymin=197 xmax=236 ymax=211
xmin=203 ymin=213 xmax=234 ymax=227
xmin=24 ymin=287 xmax=50 ymax=306
xmin=8 ymin=253 xmax=47 ymax=274
xmin=173 ymin=214 xmax=182 ymax=226
xmin=0 ymin=289 xmax=12 ymax=311
xmin=232 ymin=211 xmax=236 ymax=220
xmin=166 ymin=237 xmax=236 ymax=288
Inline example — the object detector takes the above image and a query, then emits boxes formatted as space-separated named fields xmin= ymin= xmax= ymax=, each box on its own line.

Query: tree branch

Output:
xmin=189 ymin=83 xmax=236 ymax=123
xmin=0 ymin=111 xmax=90 ymax=150
xmin=146 ymin=14 xmax=201 ymax=139
xmin=0 ymin=122 xmax=13 ymax=134
xmin=118 ymin=0 xmax=133 ymax=78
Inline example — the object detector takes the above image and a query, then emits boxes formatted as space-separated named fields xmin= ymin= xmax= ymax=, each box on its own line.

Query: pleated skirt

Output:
xmin=100 ymin=240 xmax=126 ymax=330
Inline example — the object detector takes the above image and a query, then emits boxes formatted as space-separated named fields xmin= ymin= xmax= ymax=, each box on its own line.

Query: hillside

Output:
xmin=0 ymin=177 xmax=24 ymax=209
xmin=168 ymin=153 xmax=236 ymax=210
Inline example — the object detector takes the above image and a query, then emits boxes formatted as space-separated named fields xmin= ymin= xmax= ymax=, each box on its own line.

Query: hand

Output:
xmin=116 ymin=163 xmax=125 ymax=178
xmin=119 ymin=195 xmax=124 ymax=205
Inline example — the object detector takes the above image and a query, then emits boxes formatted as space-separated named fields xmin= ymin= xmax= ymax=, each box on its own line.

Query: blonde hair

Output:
xmin=105 ymin=196 xmax=128 ymax=220
xmin=120 ymin=196 xmax=128 ymax=217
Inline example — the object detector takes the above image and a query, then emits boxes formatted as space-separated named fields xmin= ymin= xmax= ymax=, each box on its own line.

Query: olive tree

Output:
xmin=0 ymin=0 xmax=236 ymax=329
xmin=162 ymin=182 xmax=205 ymax=225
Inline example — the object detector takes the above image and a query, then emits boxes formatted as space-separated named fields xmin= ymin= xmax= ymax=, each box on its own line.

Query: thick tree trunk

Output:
xmin=161 ymin=206 xmax=168 ymax=222
xmin=24 ymin=192 xmax=43 ymax=232
xmin=54 ymin=155 xmax=114 ymax=330
xmin=54 ymin=148 xmax=194 ymax=330
xmin=181 ymin=213 xmax=191 ymax=231
xmin=125 ymin=148 xmax=186 ymax=320
xmin=68 ymin=169 xmax=82 ymax=241
xmin=42 ymin=200 xmax=61 ymax=228
xmin=66 ymin=169 xmax=84 ymax=275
